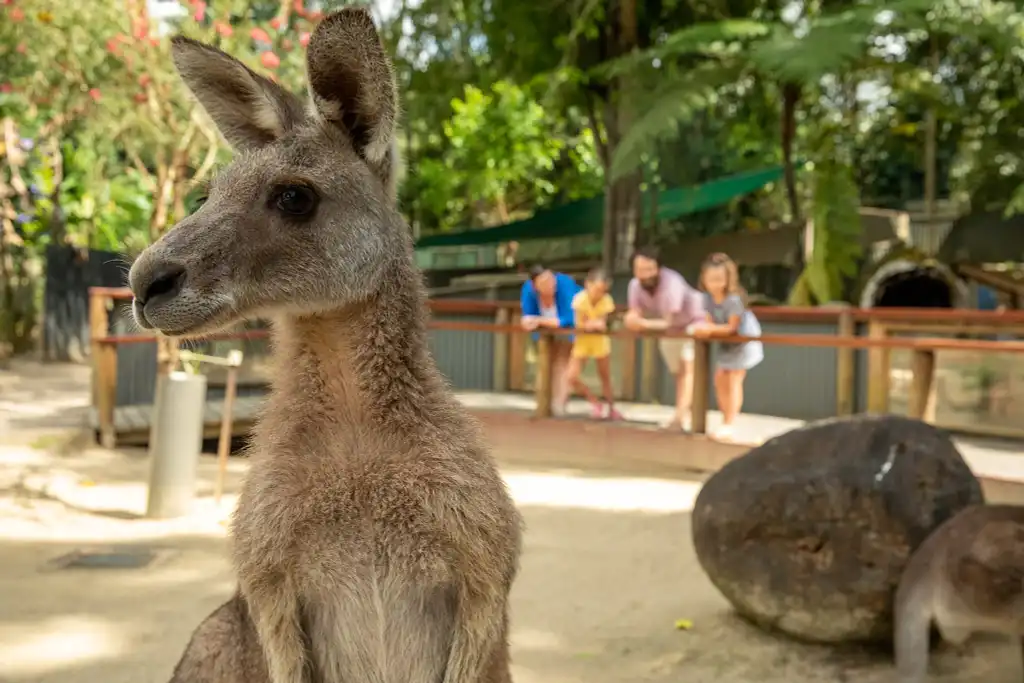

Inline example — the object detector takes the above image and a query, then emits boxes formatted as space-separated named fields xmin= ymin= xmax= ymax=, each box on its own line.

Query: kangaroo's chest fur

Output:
xmin=230 ymin=428 xmax=519 ymax=683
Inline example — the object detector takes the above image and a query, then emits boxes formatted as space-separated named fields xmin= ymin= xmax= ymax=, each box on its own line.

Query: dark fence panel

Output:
xmin=654 ymin=319 xmax=841 ymax=422
xmin=43 ymin=246 xmax=125 ymax=361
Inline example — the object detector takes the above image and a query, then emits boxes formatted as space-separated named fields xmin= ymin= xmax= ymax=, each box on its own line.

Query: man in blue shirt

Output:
xmin=520 ymin=265 xmax=581 ymax=416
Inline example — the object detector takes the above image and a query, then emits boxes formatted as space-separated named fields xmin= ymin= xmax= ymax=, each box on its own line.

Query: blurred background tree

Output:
xmin=4 ymin=0 xmax=1024 ymax=351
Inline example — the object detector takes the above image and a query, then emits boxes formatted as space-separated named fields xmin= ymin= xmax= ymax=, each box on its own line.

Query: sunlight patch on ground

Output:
xmin=0 ymin=615 xmax=126 ymax=676
xmin=504 ymin=471 xmax=700 ymax=513
xmin=510 ymin=627 xmax=568 ymax=652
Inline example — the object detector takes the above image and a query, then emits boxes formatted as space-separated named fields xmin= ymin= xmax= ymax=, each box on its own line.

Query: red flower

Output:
xmin=299 ymin=32 xmax=311 ymax=47
xmin=260 ymin=51 xmax=280 ymax=69
xmin=307 ymin=11 xmax=323 ymax=21
xmin=139 ymin=74 xmax=152 ymax=87
xmin=16 ymin=43 xmax=26 ymax=54
xmin=269 ymin=16 xmax=283 ymax=30
xmin=106 ymin=38 xmax=120 ymax=54
xmin=10 ymin=6 xmax=24 ymax=21
xmin=134 ymin=92 xmax=147 ymax=104
xmin=88 ymin=88 xmax=101 ymax=102
xmin=0 ymin=83 xmax=13 ymax=94
xmin=1 ymin=0 xmax=13 ymax=6
xmin=215 ymin=21 xmax=233 ymax=37
xmin=192 ymin=2 xmax=206 ymax=21
xmin=250 ymin=27 xmax=270 ymax=42
xmin=292 ymin=0 xmax=304 ymax=11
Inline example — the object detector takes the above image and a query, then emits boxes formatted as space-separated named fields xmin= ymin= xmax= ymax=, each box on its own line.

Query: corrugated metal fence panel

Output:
xmin=744 ymin=321 xmax=840 ymax=421
xmin=428 ymin=314 xmax=495 ymax=391
xmin=855 ymin=323 xmax=870 ymax=414
xmin=111 ymin=301 xmax=158 ymax=406
xmin=654 ymin=320 xmax=840 ymax=421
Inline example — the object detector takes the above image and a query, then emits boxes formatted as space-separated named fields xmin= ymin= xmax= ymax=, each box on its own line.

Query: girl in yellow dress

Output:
xmin=565 ymin=268 xmax=623 ymax=420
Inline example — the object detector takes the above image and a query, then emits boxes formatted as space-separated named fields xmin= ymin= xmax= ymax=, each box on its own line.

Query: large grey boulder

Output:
xmin=692 ymin=414 xmax=983 ymax=643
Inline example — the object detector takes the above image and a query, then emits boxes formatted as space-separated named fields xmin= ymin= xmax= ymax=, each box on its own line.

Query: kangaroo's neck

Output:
xmin=266 ymin=261 xmax=450 ymax=436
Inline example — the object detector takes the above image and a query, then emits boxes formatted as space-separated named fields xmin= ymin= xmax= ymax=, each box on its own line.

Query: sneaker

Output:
xmin=714 ymin=424 xmax=735 ymax=441
xmin=551 ymin=401 xmax=567 ymax=417
xmin=607 ymin=407 xmax=624 ymax=421
xmin=590 ymin=402 xmax=606 ymax=420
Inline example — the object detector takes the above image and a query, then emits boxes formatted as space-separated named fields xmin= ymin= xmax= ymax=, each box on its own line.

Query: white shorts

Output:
xmin=657 ymin=325 xmax=695 ymax=374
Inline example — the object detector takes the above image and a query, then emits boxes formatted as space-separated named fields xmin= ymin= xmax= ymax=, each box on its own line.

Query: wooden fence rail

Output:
xmin=89 ymin=287 xmax=1024 ymax=445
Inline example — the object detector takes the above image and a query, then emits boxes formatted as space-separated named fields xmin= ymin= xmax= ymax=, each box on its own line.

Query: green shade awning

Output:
xmin=414 ymin=164 xmax=785 ymax=249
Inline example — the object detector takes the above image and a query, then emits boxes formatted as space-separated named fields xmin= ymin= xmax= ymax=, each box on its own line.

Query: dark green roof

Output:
xmin=414 ymin=165 xmax=785 ymax=249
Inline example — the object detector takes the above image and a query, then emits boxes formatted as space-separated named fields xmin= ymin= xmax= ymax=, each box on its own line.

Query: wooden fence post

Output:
xmin=96 ymin=341 xmax=118 ymax=448
xmin=493 ymin=306 xmax=510 ymax=393
xmin=89 ymin=289 xmax=118 ymax=448
xmin=639 ymin=337 xmax=657 ymax=402
xmin=89 ymin=289 xmax=109 ymax=408
xmin=909 ymin=349 xmax=937 ymax=422
xmin=866 ymin=319 xmax=891 ymax=414
xmin=534 ymin=332 xmax=553 ymax=418
xmin=691 ymin=338 xmax=711 ymax=435
xmin=835 ymin=309 xmax=855 ymax=416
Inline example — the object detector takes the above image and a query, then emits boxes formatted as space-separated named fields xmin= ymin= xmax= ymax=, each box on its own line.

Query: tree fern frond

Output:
xmin=609 ymin=63 xmax=743 ymax=180
xmin=805 ymin=161 xmax=863 ymax=304
xmin=595 ymin=20 xmax=770 ymax=78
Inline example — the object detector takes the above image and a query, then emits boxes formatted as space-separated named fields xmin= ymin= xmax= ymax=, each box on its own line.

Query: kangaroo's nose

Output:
xmin=138 ymin=265 xmax=186 ymax=305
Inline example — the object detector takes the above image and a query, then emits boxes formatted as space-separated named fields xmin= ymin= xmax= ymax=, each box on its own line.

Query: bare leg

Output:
xmin=564 ymin=355 xmax=599 ymax=406
xmin=713 ymin=368 xmax=729 ymax=425
xmin=733 ymin=370 xmax=749 ymax=423
xmin=550 ymin=341 xmax=572 ymax=411
xmin=595 ymin=356 xmax=621 ymax=418
xmin=675 ymin=358 xmax=694 ymax=428
xmin=723 ymin=369 xmax=747 ymax=425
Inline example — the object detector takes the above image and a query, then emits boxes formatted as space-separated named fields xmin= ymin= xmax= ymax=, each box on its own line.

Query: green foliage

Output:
xmin=804 ymin=161 xmax=863 ymax=304
xmin=413 ymin=81 xmax=602 ymax=232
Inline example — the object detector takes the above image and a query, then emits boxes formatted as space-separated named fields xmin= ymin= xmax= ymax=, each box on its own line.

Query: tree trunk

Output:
xmin=923 ymin=35 xmax=939 ymax=222
xmin=600 ymin=0 xmax=641 ymax=276
xmin=780 ymin=81 xmax=802 ymax=224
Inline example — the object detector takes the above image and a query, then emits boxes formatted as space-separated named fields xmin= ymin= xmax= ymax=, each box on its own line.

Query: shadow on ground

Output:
xmin=1 ymin=465 xmax=1018 ymax=683
xmin=1 ymin=358 xmax=1019 ymax=683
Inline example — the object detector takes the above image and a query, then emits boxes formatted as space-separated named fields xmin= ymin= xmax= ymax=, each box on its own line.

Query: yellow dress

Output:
xmin=571 ymin=291 xmax=615 ymax=359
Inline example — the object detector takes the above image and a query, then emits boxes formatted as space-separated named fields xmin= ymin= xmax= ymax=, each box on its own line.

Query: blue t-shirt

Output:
xmin=520 ymin=273 xmax=581 ymax=341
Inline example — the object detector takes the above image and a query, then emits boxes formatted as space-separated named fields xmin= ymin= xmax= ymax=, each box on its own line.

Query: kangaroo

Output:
xmin=894 ymin=504 xmax=1024 ymax=683
xmin=128 ymin=9 xmax=522 ymax=683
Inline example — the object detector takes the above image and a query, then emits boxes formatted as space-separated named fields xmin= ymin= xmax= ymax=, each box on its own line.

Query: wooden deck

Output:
xmin=90 ymin=395 xmax=265 ymax=446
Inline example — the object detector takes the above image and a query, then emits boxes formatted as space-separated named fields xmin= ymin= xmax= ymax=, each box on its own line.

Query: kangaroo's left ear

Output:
xmin=306 ymin=7 xmax=398 ymax=177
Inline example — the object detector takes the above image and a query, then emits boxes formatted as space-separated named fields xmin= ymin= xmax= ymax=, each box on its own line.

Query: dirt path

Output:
xmin=0 ymin=360 xmax=1018 ymax=683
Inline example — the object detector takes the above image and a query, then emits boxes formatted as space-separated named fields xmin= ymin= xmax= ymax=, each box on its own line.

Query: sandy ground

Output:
xmin=1 ymin=360 xmax=1020 ymax=683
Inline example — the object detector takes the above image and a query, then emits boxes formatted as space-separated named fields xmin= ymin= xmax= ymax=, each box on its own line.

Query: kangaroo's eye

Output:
xmin=273 ymin=185 xmax=318 ymax=218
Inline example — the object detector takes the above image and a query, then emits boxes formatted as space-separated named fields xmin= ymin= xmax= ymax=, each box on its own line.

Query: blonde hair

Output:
xmin=699 ymin=252 xmax=747 ymax=304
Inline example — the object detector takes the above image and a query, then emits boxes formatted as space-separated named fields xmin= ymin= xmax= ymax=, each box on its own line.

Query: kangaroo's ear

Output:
xmin=305 ymin=8 xmax=398 ymax=176
xmin=171 ymin=36 xmax=306 ymax=151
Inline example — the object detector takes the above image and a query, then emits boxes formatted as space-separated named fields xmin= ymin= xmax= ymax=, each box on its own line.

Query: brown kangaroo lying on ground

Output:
xmin=128 ymin=8 xmax=522 ymax=683
xmin=894 ymin=504 xmax=1024 ymax=683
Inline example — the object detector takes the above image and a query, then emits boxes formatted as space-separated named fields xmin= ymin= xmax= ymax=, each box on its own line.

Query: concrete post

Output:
xmin=146 ymin=370 xmax=207 ymax=519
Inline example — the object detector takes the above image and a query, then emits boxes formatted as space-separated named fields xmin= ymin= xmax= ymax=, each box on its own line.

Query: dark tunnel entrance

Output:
xmin=873 ymin=268 xmax=955 ymax=308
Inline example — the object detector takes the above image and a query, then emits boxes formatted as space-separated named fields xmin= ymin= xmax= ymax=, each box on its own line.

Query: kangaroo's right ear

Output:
xmin=170 ymin=36 xmax=306 ymax=151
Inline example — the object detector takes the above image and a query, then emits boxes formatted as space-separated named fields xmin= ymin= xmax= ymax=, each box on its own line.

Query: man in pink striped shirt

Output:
xmin=624 ymin=246 xmax=706 ymax=431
